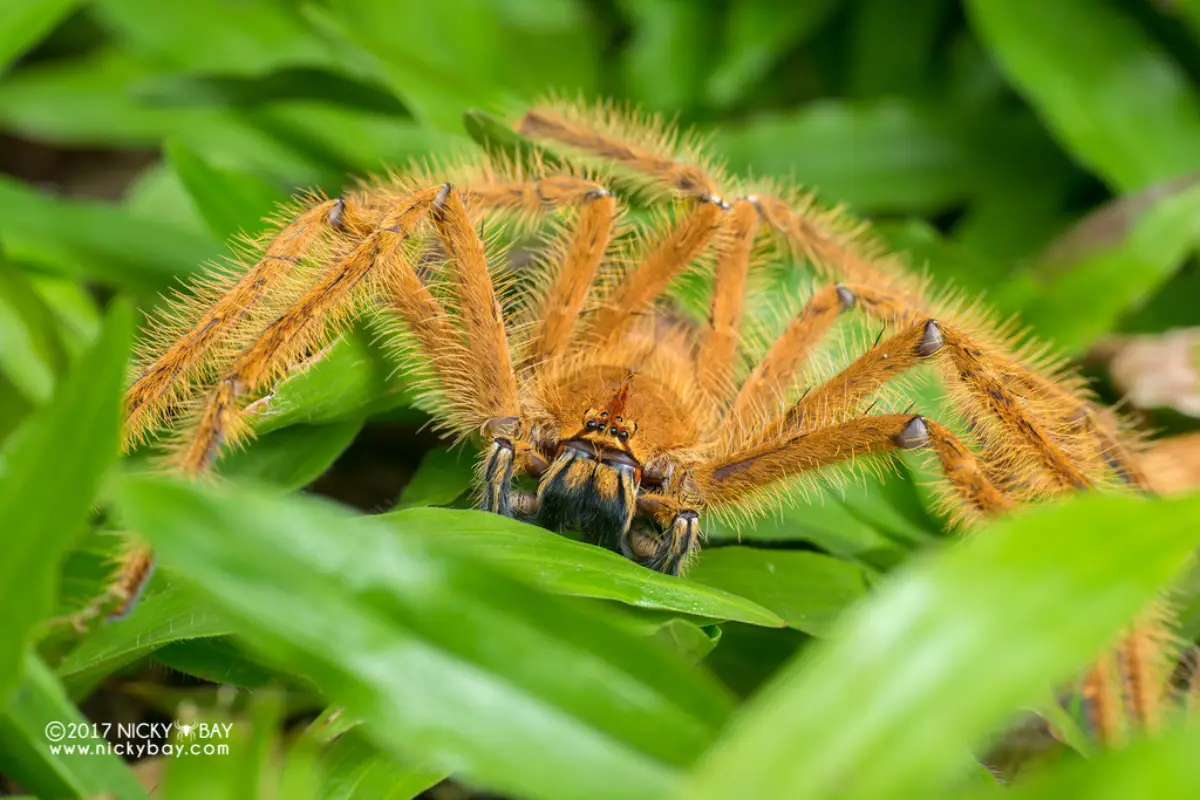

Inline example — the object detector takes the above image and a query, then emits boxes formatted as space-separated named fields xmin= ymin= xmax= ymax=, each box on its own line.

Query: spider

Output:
xmin=106 ymin=98 xmax=1174 ymax=745
xmin=117 ymin=100 xmax=1146 ymax=585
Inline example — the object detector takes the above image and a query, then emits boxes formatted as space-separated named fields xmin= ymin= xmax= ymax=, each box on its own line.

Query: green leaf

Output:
xmin=249 ymin=328 xmax=406 ymax=435
xmin=217 ymin=420 xmax=364 ymax=492
xmin=687 ymin=548 xmax=872 ymax=636
xmin=90 ymin=0 xmax=332 ymax=75
xmin=396 ymin=445 xmax=474 ymax=508
xmin=706 ymin=0 xmax=839 ymax=108
xmin=649 ymin=619 xmax=721 ymax=665
xmin=0 ymin=175 xmax=220 ymax=294
xmin=0 ymin=301 xmax=130 ymax=705
xmin=58 ymin=584 xmax=232 ymax=693
xmin=327 ymin=0 xmax=597 ymax=131
xmin=114 ymin=474 xmax=737 ymax=800
xmin=963 ymin=723 xmax=1200 ymax=799
xmin=381 ymin=508 xmax=786 ymax=627
xmin=315 ymin=730 xmax=444 ymax=800
xmin=715 ymin=100 xmax=975 ymax=214
xmin=618 ymin=0 xmax=709 ymax=110
xmin=1000 ymin=179 xmax=1200 ymax=352
xmin=166 ymin=141 xmax=289 ymax=242
xmin=0 ymin=0 xmax=81 ymax=74
xmin=0 ymin=257 xmax=69 ymax=404
xmin=848 ymin=0 xmax=948 ymax=98
xmin=688 ymin=493 xmax=1200 ymax=799
xmin=0 ymin=651 xmax=147 ymax=800
xmin=966 ymin=0 xmax=1200 ymax=191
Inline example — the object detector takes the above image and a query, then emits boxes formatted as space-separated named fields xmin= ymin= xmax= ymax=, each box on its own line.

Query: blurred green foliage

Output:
xmin=2 ymin=0 xmax=1200 ymax=798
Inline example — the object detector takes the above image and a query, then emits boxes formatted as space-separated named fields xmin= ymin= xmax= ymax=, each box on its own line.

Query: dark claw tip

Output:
xmin=432 ymin=183 xmax=452 ymax=211
xmin=917 ymin=320 xmax=944 ymax=357
xmin=893 ymin=415 xmax=930 ymax=449
xmin=329 ymin=198 xmax=346 ymax=229
xmin=835 ymin=283 xmax=856 ymax=310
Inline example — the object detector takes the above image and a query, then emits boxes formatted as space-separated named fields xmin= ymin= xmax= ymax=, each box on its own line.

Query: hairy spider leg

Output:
xmin=697 ymin=199 xmax=759 ymax=401
xmin=124 ymin=198 xmax=344 ymax=448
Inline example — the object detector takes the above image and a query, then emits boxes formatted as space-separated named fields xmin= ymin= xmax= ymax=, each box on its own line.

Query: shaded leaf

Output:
xmin=382 ymin=507 xmax=786 ymax=627
xmin=166 ymin=141 xmax=289 ymax=241
xmin=115 ymin=475 xmax=737 ymax=800
xmin=687 ymin=547 xmax=872 ymax=636
xmin=0 ymin=302 xmax=129 ymax=704
xmin=967 ymin=0 xmax=1200 ymax=191
xmin=689 ymin=493 xmax=1200 ymax=799
xmin=716 ymin=99 xmax=975 ymax=213
xmin=0 ymin=652 xmax=146 ymax=800
xmin=0 ymin=0 xmax=81 ymax=74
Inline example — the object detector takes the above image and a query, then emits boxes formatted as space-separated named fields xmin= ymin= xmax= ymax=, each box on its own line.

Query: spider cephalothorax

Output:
xmin=118 ymin=99 xmax=1147 ymax=587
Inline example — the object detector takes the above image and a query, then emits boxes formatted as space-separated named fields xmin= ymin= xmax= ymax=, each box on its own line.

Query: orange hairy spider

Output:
xmin=119 ymin=100 xmax=1149 ymax=585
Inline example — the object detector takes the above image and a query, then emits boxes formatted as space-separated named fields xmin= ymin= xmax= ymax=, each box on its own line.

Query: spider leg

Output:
xmin=521 ymin=187 xmax=617 ymax=366
xmin=728 ymin=282 xmax=859 ymax=423
xmin=701 ymin=413 xmax=1013 ymax=520
xmin=583 ymin=199 xmax=724 ymax=345
xmin=123 ymin=197 xmax=344 ymax=448
xmin=697 ymin=199 xmax=759 ymax=400
xmin=517 ymin=108 xmax=721 ymax=199
xmin=178 ymin=186 xmax=444 ymax=476
xmin=629 ymin=493 xmax=701 ymax=576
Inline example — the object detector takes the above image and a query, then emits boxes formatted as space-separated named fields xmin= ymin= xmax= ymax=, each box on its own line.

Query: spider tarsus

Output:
xmin=893 ymin=415 xmax=930 ymax=449
xmin=329 ymin=198 xmax=346 ymax=230
xmin=431 ymin=183 xmax=453 ymax=219
xmin=917 ymin=319 xmax=944 ymax=357
xmin=835 ymin=283 xmax=856 ymax=310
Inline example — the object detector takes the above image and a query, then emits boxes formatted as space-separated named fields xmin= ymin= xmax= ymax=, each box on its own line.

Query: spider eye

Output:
xmin=617 ymin=430 xmax=629 ymax=442
xmin=599 ymin=411 xmax=608 ymax=418
xmin=586 ymin=420 xmax=600 ymax=431
xmin=609 ymin=426 xmax=619 ymax=436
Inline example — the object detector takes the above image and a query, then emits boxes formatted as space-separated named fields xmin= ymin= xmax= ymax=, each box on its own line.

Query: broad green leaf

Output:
xmin=115 ymin=475 xmax=737 ymax=800
xmin=963 ymin=723 xmax=1200 ymax=799
xmin=848 ymin=0 xmax=948 ymax=98
xmin=382 ymin=507 xmax=786 ymax=627
xmin=688 ymin=493 xmax=1200 ymax=800
xmin=217 ymin=419 xmax=364 ymax=492
xmin=396 ymin=445 xmax=473 ymax=508
xmin=0 ymin=302 xmax=130 ymax=705
xmin=967 ymin=0 xmax=1200 ymax=191
xmin=0 ymin=652 xmax=147 ymax=800
xmin=715 ymin=100 xmax=975 ymax=214
xmin=315 ymin=731 xmax=444 ymax=800
xmin=706 ymin=0 xmax=838 ymax=108
xmin=90 ymin=0 xmax=332 ymax=75
xmin=166 ymin=141 xmax=289 ymax=242
xmin=687 ymin=548 xmax=872 ymax=636
xmin=0 ymin=0 xmax=80 ymax=73
xmin=153 ymin=639 xmax=279 ymax=689
xmin=1000 ymin=180 xmax=1200 ymax=352
xmin=327 ymin=0 xmax=597 ymax=131
xmin=618 ymin=0 xmax=709 ymax=110
xmin=249 ymin=328 xmax=408 ymax=435
xmin=0 ymin=175 xmax=220 ymax=293
xmin=58 ymin=584 xmax=232 ymax=693
xmin=650 ymin=619 xmax=721 ymax=665
xmin=0 ymin=257 xmax=69 ymax=404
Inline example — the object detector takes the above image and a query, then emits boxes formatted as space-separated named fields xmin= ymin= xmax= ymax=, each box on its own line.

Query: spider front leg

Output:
xmin=630 ymin=493 xmax=701 ymax=576
xmin=479 ymin=420 xmax=546 ymax=518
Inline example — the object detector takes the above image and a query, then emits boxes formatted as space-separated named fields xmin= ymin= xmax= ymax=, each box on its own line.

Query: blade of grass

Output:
xmin=967 ymin=0 xmax=1200 ymax=191
xmin=0 ymin=301 xmax=130 ymax=704
xmin=114 ymin=474 xmax=737 ymax=800
xmin=688 ymin=493 xmax=1200 ymax=799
